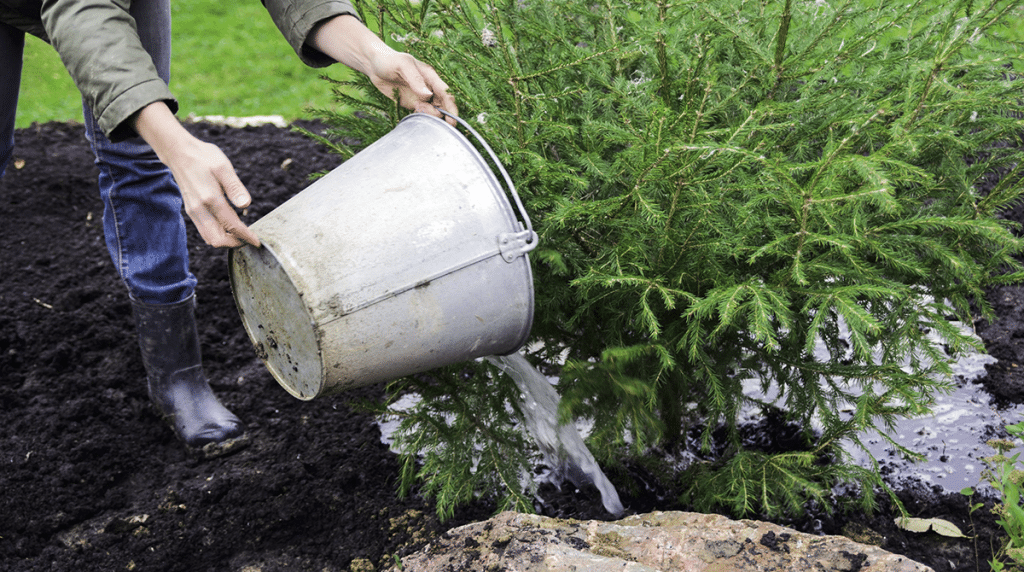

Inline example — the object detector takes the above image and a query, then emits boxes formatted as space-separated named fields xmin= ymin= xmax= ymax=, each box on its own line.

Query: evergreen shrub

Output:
xmin=310 ymin=0 xmax=1024 ymax=520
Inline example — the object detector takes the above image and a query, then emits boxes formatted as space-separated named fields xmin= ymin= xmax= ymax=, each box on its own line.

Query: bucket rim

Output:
xmin=228 ymin=243 xmax=325 ymax=400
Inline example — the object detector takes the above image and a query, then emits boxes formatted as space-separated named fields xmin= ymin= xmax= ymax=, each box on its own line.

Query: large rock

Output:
xmin=388 ymin=511 xmax=932 ymax=572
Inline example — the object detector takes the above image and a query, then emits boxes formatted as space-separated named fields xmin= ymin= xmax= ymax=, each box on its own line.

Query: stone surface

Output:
xmin=387 ymin=511 xmax=933 ymax=572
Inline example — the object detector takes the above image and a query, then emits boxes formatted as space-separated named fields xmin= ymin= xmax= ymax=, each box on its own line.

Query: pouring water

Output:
xmin=486 ymin=353 xmax=625 ymax=517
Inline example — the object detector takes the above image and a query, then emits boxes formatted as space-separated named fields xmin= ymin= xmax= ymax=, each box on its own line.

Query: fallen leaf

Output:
xmin=13 ymin=158 xmax=25 ymax=169
xmin=894 ymin=517 xmax=966 ymax=538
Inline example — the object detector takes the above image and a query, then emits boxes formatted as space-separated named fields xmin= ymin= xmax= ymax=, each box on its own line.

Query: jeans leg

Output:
xmin=0 ymin=22 xmax=24 ymax=178
xmin=83 ymin=0 xmax=196 ymax=304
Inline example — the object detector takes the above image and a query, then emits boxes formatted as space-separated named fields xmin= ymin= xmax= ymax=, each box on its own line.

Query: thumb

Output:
xmin=228 ymin=186 xmax=252 ymax=209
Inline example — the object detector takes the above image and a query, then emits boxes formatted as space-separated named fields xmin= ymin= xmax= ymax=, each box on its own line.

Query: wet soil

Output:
xmin=0 ymin=120 xmax=1020 ymax=572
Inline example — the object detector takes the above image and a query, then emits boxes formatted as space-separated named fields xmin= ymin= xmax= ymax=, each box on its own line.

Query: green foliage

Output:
xmin=683 ymin=449 xmax=882 ymax=517
xmin=982 ymin=423 xmax=1024 ymax=571
xmin=314 ymin=0 xmax=1024 ymax=520
xmin=376 ymin=362 xmax=537 ymax=520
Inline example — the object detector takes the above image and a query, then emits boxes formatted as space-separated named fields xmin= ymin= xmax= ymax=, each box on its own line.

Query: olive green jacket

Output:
xmin=0 ymin=0 xmax=356 ymax=141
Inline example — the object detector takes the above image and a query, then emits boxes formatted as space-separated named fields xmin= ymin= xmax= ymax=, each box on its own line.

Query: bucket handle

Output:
xmin=435 ymin=107 xmax=537 ymax=259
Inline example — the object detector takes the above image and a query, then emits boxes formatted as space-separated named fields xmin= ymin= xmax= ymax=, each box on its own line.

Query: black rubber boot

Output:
xmin=132 ymin=295 xmax=247 ymax=458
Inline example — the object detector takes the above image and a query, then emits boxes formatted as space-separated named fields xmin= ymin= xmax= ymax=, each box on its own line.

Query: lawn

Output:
xmin=15 ymin=0 xmax=354 ymax=128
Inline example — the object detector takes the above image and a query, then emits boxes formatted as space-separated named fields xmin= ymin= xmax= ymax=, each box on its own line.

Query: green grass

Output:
xmin=15 ymin=0 xmax=354 ymax=128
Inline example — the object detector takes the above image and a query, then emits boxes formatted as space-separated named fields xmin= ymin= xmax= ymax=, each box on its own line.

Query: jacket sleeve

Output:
xmin=40 ymin=0 xmax=176 ymax=142
xmin=261 ymin=0 xmax=358 ymax=67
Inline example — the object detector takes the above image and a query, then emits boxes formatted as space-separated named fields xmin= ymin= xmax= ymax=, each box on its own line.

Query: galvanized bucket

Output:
xmin=229 ymin=111 xmax=537 ymax=400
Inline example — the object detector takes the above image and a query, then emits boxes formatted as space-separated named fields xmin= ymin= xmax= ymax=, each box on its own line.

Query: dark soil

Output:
xmin=0 ymin=120 xmax=1020 ymax=572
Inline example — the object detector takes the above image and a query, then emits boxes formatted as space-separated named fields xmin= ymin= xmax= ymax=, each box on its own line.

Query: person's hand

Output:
xmin=310 ymin=15 xmax=458 ymax=125
xmin=160 ymin=138 xmax=260 ymax=249
xmin=364 ymin=49 xmax=458 ymax=123
xmin=133 ymin=102 xmax=260 ymax=248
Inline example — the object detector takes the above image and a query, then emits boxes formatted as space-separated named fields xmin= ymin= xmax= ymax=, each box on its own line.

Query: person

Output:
xmin=0 ymin=0 xmax=457 ymax=458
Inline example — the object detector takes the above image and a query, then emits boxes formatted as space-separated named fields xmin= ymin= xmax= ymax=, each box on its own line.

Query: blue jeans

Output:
xmin=1 ymin=0 xmax=196 ymax=305
xmin=0 ymin=21 xmax=22 ymax=176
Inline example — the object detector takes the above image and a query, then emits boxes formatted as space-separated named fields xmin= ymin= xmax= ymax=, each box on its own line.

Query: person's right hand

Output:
xmin=133 ymin=102 xmax=260 ymax=249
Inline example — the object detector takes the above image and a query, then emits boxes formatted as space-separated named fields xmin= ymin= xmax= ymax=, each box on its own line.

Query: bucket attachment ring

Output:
xmin=499 ymin=229 xmax=538 ymax=262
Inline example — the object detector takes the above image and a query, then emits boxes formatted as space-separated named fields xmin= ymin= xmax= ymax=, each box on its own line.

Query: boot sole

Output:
xmin=188 ymin=432 xmax=251 ymax=460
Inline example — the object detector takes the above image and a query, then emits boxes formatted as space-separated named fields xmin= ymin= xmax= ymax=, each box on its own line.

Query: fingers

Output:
xmin=418 ymin=64 xmax=459 ymax=125
xmin=374 ymin=52 xmax=458 ymax=125
xmin=212 ymin=163 xmax=261 ymax=246
xmin=188 ymin=206 xmax=257 ymax=249
xmin=185 ymin=196 xmax=260 ymax=249
xmin=207 ymin=168 xmax=261 ymax=248
xmin=218 ymin=208 xmax=261 ymax=249
xmin=212 ymin=203 xmax=261 ymax=249
xmin=180 ymin=151 xmax=261 ymax=249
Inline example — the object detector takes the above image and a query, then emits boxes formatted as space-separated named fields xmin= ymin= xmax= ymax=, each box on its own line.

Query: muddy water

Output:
xmin=742 ymin=321 xmax=1024 ymax=495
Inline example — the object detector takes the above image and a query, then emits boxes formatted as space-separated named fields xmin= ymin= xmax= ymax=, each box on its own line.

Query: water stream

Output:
xmin=485 ymin=353 xmax=625 ymax=516
xmin=375 ymin=353 xmax=625 ymax=517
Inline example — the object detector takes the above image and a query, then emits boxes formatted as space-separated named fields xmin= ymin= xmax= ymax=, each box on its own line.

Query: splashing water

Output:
xmin=486 ymin=353 xmax=625 ymax=516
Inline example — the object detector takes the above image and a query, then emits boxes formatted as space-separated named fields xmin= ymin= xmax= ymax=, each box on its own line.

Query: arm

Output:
xmin=42 ymin=0 xmax=256 ymax=248
xmin=41 ymin=0 xmax=176 ymax=141
xmin=131 ymin=10 xmax=460 ymax=249
xmin=261 ymin=0 xmax=457 ymax=120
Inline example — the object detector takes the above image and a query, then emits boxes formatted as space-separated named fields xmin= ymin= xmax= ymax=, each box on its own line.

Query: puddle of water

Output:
xmin=742 ymin=321 xmax=1024 ymax=494
xmin=855 ymin=380 xmax=1021 ymax=492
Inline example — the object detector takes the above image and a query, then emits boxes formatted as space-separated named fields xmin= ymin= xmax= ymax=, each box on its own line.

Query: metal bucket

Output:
xmin=228 ymin=112 xmax=537 ymax=400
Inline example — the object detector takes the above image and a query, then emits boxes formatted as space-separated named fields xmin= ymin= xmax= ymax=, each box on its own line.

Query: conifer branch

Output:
xmin=773 ymin=0 xmax=792 ymax=70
